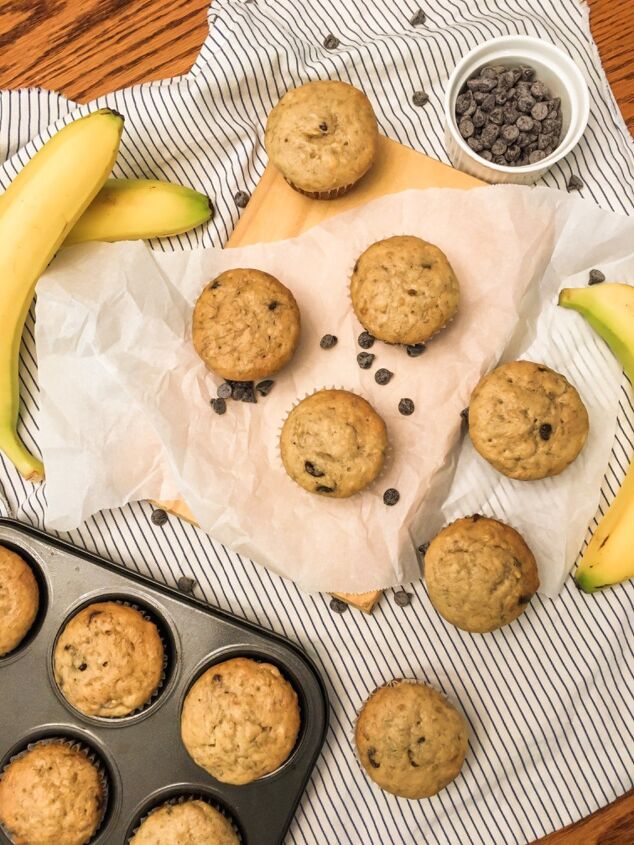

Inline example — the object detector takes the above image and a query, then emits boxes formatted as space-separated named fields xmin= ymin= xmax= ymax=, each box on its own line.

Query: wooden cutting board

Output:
xmin=158 ymin=136 xmax=483 ymax=612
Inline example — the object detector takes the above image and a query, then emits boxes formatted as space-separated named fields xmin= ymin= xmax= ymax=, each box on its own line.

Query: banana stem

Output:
xmin=0 ymin=426 xmax=44 ymax=482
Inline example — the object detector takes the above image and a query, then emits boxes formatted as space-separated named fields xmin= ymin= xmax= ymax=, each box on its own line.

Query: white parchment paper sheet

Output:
xmin=35 ymin=185 xmax=634 ymax=594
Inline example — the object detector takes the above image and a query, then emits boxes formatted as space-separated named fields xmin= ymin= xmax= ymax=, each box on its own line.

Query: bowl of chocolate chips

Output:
xmin=444 ymin=36 xmax=589 ymax=184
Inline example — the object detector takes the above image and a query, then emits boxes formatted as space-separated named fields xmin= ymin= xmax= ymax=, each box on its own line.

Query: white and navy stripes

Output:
xmin=0 ymin=1 xmax=633 ymax=843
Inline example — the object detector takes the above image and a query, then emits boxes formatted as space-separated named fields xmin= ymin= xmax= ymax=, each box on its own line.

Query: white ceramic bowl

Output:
xmin=444 ymin=36 xmax=590 ymax=185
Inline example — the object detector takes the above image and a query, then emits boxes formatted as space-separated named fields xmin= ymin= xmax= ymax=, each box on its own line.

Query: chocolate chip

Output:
xmin=472 ymin=513 xmax=482 ymax=522
xmin=480 ymin=123 xmax=500 ymax=147
xmin=538 ymin=132 xmax=554 ymax=151
xmin=505 ymin=144 xmax=521 ymax=163
xmin=233 ymin=382 xmax=256 ymax=403
xmin=467 ymin=77 xmax=497 ymax=92
xmin=518 ymin=594 xmax=532 ymax=605
xmin=473 ymin=91 xmax=487 ymax=105
xmin=530 ymin=80 xmax=548 ymax=99
xmin=458 ymin=117 xmax=475 ymax=138
xmin=319 ymin=122 xmax=328 ymax=132
xmin=367 ymin=746 xmax=380 ymax=768
xmin=375 ymin=368 xmax=393 ymax=385
xmin=567 ymin=175 xmax=584 ymax=192
xmin=589 ymin=269 xmax=605 ymax=285
xmin=305 ymin=461 xmax=325 ymax=478
xmin=516 ymin=114 xmax=534 ymax=132
xmin=394 ymin=589 xmax=411 ymax=607
xmin=210 ymin=280 xmax=220 ymax=290
xmin=217 ymin=382 xmax=232 ymax=399
xmin=177 ymin=576 xmax=196 ymax=594
xmin=407 ymin=748 xmax=420 ymax=767
xmin=268 ymin=300 xmax=278 ymax=311
xmin=467 ymin=136 xmax=484 ymax=152
xmin=358 ymin=331 xmax=375 ymax=349
xmin=491 ymin=139 xmax=507 ymax=157
xmin=501 ymin=124 xmax=520 ymax=143
xmin=480 ymin=149 xmax=493 ymax=161
xmin=481 ymin=93 xmax=497 ymax=112
xmin=78 ymin=663 xmax=87 ymax=671
xmin=151 ymin=508 xmax=168 ymax=526
xmin=528 ymin=149 xmax=547 ymax=164
xmin=417 ymin=735 xmax=426 ymax=743
xmin=255 ymin=379 xmax=274 ymax=397
xmin=518 ymin=95 xmax=536 ymax=114
xmin=480 ymin=66 xmax=498 ymax=79
xmin=383 ymin=488 xmax=400 ymax=506
xmin=539 ymin=423 xmax=552 ymax=440
xmin=531 ymin=102 xmax=549 ymax=121
xmin=212 ymin=673 xmax=222 ymax=681
xmin=488 ymin=107 xmax=504 ymax=125
xmin=316 ymin=485 xmax=335 ymax=494
xmin=418 ymin=542 xmax=429 ymax=558
xmin=398 ymin=398 xmax=415 ymax=415
xmin=357 ymin=351 xmax=375 ymax=369
xmin=412 ymin=90 xmax=429 ymax=107
xmin=234 ymin=190 xmax=250 ymax=208
xmin=211 ymin=397 xmax=227 ymax=415
xmin=455 ymin=92 xmax=473 ymax=115
xmin=87 ymin=611 xmax=102 ymax=622
xmin=472 ymin=108 xmax=486 ymax=128
xmin=410 ymin=8 xmax=426 ymax=25
xmin=494 ymin=91 xmax=508 ymax=106
xmin=323 ymin=33 xmax=340 ymax=49
xmin=320 ymin=334 xmax=338 ymax=349
xmin=460 ymin=407 xmax=469 ymax=426
xmin=500 ymin=70 xmax=516 ymax=88
xmin=329 ymin=597 xmax=348 ymax=614
xmin=493 ymin=155 xmax=507 ymax=165
xmin=406 ymin=343 xmax=426 ymax=357
xmin=522 ymin=66 xmax=536 ymax=81
xmin=502 ymin=105 xmax=519 ymax=124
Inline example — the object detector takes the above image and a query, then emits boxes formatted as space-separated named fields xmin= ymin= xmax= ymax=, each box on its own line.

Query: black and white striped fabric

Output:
xmin=1 ymin=2 xmax=633 ymax=843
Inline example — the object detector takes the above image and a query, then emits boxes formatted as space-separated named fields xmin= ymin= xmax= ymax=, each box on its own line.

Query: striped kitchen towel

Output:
xmin=0 ymin=2 xmax=633 ymax=843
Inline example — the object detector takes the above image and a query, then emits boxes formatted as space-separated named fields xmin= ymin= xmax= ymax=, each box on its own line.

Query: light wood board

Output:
xmin=158 ymin=136 xmax=483 ymax=612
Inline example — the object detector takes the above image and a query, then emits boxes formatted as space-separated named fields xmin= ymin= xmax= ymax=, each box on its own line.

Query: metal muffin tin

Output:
xmin=0 ymin=517 xmax=329 ymax=844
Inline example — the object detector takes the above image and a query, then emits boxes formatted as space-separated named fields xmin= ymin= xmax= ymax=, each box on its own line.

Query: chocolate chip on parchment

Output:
xmin=320 ymin=333 xmax=338 ymax=349
xmin=232 ymin=382 xmax=256 ymax=403
xmin=234 ymin=190 xmax=250 ymax=208
xmin=398 ymin=398 xmax=415 ymax=415
xmin=567 ymin=174 xmax=584 ymax=192
xmin=177 ymin=576 xmax=196 ymax=594
xmin=217 ymin=382 xmax=232 ymax=399
xmin=418 ymin=542 xmax=430 ymax=558
xmin=383 ymin=488 xmax=400 ymax=506
xmin=357 ymin=351 xmax=376 ymax=369
xmin=375 ymin=368 xmax=393 ymax=385
xmin=255 ymin=379 xmax=275 ymax=397
xmin=394 ymin=589 xmax=412 ymax=607
xmin=460 ymin=407 xmax=469 ymax=426
xmin=305 ymin=461 xmax=325 ymax=477
xmin=323 ymin=33 xmax=340 ymax=49
xmin=151 ymin=508 xmax=168 ymax=526
xmin=539 ymin=423 xmax=553 ymax=440
xmin=211 ymin=397 xmax=227 ymax=415
xmin=412 ymin=90 xmax=429 ymax=107
xmin=358 ymin=330 xmax=375 ymax=349
xmin=410 ymin=8 xmax=426 ymax=25
xmin=406 ymin=343 xmax=426 ymax=357
xmin=329 ymin=597 xmax=348 ymax=614
xmin=588 ymin=269 xmax=606 ymax=285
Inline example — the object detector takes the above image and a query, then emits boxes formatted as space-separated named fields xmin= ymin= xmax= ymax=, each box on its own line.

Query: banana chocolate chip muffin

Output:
xmin=425 ymin=515 xmax=539 ymax=632
xmin=280 ymin=389 xmax=388 ymax=498
xmin=350 ymin=236 xmax=460 ymax=345
xmin=130 ymin=799 xmax=240 ymax=845
xmin=53 ymin=601 xmax=164 ymax=718
xmin=355 ymin=680 xmax=468 ymax=799
xmin=468 ymin=360 xmax=589 ymax=480
xmin=265 ymin=80 xmax=379 ymax=199
xmin=0 ymin=545 xmax=39 ymax=657
xmin=0 ymin=740 xmax=106 ymax=845
xmin=192 ymin=268 xmax=301 ymax=382
xmin=181 ymin=656 xmax=300 ymax=785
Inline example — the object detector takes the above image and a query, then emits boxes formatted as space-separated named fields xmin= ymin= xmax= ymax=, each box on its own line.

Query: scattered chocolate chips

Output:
xmin=589 ymin=269 xmax=605 ymax=285
xmin=217 ymin=382 xmax=232 ymax=399
xmin=410 ymin=8 xmax=426 ymax=25
xmin=234 ymin=190 xmax=250 ymax=208
xmin=358 ymin=330 xmax=375 ymax=349
xmin=177 ymin=575 xmax=196 ymax=594
xmin=567 ymin=174 xmax=584 ymax=192
xmin=320 ymin=333 xmax=338 ymax=349
xmin=329 ymin=597 xmax=348 ymax=614
xmin=255 ymin=379 xmax=274 ymax=397
xmin=151 ymin=508 xmax=168 ymax=526
xmin=305 ymin=461 xmax=325 ymax=478
xmin=316 ymin=484 xmax=335 ymax=494
xmin=394 ymin=589 xmax=412 ymax=607
xmin=323 ymin=33 xmax=340 ymax=49
xmin=234 ymin=383 xmax=256 ymax=403
xmin=375 ymin=368 xmax=393 ymax=385
xmin=398 ymin=397 xmax=415 ymax=415
xmin=357 ymin=351 xmax=375 ymax=369
xmin=210 ymin=398 xmax=227 ymax=416
xmin=412 ymin=90 xmax=429 ymax=107
xmin=406 ymin=343 xmax=426 ymax=357
xmin=383 ymin=488 xmax=400 ymax=506
xmin=367 ymin=747 xmax=380 ymax=768
xmin=539 ymin=423 xmax=553 ymax=441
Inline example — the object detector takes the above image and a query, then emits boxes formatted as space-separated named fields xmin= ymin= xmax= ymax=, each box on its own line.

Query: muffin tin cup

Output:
xmin=0 ymin=519 xmax=328 ymax=845
xmin=0 ymin=732 xmax=113 ymax=844
xmin=50 ymin=594 xmax=174 ymax=725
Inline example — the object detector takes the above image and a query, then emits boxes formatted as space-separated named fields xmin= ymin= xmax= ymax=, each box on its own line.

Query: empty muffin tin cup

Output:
xmin=444 ymin=35 xmax=590 ymax=184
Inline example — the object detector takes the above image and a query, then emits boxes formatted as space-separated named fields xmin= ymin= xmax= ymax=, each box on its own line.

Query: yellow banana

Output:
xmin=558 ymin=283 xmax=634 ymax=591
xmin=65 ymin=178 xmax=212 ymax=245
xmin=0 ymin=109 xmax=123 ymax=481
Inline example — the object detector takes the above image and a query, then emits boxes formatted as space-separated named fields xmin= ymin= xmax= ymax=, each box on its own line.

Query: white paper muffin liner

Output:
xmin=127 ymin=792 xmax=242 ymax=844
xmin=284 ymin=178 xmax=356 ymax=200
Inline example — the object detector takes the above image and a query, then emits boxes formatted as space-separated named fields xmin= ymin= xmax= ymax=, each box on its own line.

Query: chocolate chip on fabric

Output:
xmin=412 ymin=90 xmax=429 ymax=107
xmin=234 ymin=190 xmax=250 ymax=208
xmin=357 ymin=351 xmax=376 ymax=369
xmin=406 ymin=343 xmax=426 ymax=357
xmin=151 ymin=508 xmax=168 ymax=526
xmin=177 ymin=576 xmax=196 ymax=594
xmin=211 ymin=397 xmax=228 ymax=414
xmin=567 ymin=174 xmax=584 ymax=192
xmin=329 ymin=597 xmax=348 ymax=614
xmin=394 ymin=589 xmax=412 ymax=607
xmin=588 ymin=269 xmax=606 ymax=285
xmin=375 ymin=368 xmax=393 ymax=385
xmin=383 ymin=488 xmax=400 ymax=506
xmin=320 ymin=333 xmax=338 ymax=349
xmin=410 ymin=8 xmax=426 ymax=25
xmin=323 ymin=34 xmax=340 ymax=49
xmin=217 ymin=382 xmax=232 ymax=399
xmin=398 ymin=398 xmax=415 ymax=415
xmin=358 ymin=330 xmax=375 ymax=349
xmin=255 ymin=379 xmax=275 ymax=396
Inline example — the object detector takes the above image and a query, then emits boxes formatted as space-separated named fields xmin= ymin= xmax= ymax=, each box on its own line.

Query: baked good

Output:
xmin=468 ymin=360 xmax=589 ymax=480
xmin=53 ymin=601 xmax=164 ymax=718
xmin=350 ymin=236 xmax=460 ymax=345
xmin=355 ymin=680 xmax=468 ymax=799
xmin=0 ymin=740 xmax=105 ymax=845
xmin=0 ymin=545 xmax=39 ymax=656
xmin=181 ymin=657 xmax=300 ymax=785
xmin=192 ymin=268 xmax=301 ymax=381
xmin=265 ymin=80 xmax=379 ymax=198
xmin=424 ymin=515 xmax=539 ymax=632
xmin=280 ymin=389 xmax=387 ymax=498
xmin=130 ymin=799 xmax=239 ymax=845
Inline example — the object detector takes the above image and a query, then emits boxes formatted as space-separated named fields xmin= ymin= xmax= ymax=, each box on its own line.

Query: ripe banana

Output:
xmin=0 ymin=109 xmax=123 ymax=481
xmin=558 ymin=283 xmax=634 ymax=591
xmin=65 ymin=178 xmax=213 ymax=245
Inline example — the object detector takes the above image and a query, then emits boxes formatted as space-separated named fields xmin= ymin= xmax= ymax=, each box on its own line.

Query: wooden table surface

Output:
xmin=0 ymin=1 xmax=632 ymax=843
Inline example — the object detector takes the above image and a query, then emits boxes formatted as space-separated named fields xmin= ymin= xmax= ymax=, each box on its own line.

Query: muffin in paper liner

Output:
xmin=128 ymin=792 xmax=242 ymax=844
xmin=353 ymin=678 xmax=469 ymax=800
xmin=52 ymin=598 xmax=169 ymax=720
xmin=285 ymin=178 xmax=356 ymax=200
xmin=277 ymin=385 xmax=392 ymax=499
xmin=0 ymin=736 xmax=110 ymax=845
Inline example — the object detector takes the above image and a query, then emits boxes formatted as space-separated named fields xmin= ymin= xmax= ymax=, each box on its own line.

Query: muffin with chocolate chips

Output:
xmin=192 ymin=268 xmax=301 ymax=382
xmin=350 ymin=236 xmax=460 ymax=345
xmin=468 ymin=360 xmax=589 ymax=480
xmin=425 ymin=515 xmax=539 ymax=632
xmin=265 ymin=80 xmax=379 ymax=198
xmin=280 ymin=389 xmax=388 ymax=498
xmin=355 ymin=680 xmax=468 ymax=799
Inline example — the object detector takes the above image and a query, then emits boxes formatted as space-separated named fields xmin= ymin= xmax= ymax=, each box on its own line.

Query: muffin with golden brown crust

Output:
xmin=0 ymin=545 xmax=39 ymax=657
xmin=130 ymin=799 xmax=240 ymax=845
